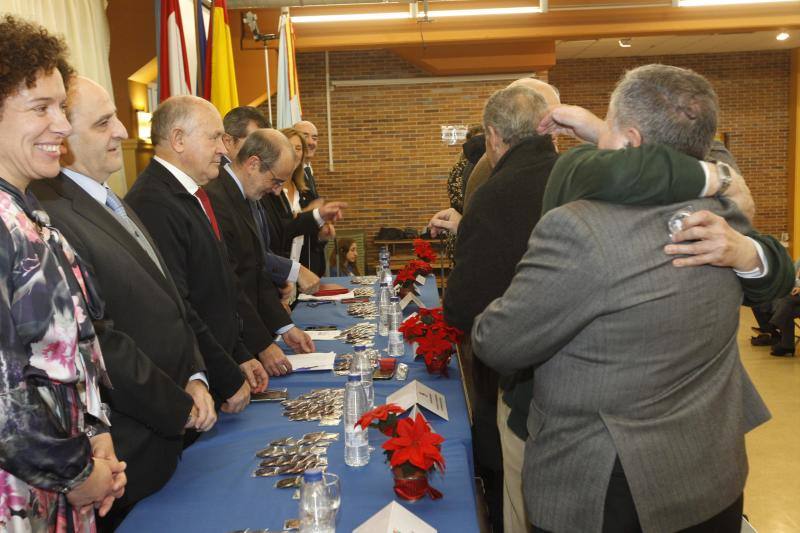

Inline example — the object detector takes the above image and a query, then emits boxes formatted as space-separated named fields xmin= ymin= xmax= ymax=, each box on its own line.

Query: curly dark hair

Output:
xmin=0 ymin=15 xmax=74 ymax=113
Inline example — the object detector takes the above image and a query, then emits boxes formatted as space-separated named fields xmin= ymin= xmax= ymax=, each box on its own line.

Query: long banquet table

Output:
xmin=118 ymin=276 xmax=480 ymax=533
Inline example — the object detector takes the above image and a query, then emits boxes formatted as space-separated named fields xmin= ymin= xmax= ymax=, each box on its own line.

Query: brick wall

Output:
xmin=296 ymin=48 xmax=790 ymax=262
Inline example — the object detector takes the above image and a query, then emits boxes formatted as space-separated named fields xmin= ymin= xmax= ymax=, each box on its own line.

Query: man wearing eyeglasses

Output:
xmin=206 ymin=127 xmax=344 ymax=376
xmin=220 ymin=108 xmax=324 ymax=296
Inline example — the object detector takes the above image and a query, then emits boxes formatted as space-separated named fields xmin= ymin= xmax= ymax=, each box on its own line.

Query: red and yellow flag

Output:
xmin=204 ymin=0 xmax=239 ymax=116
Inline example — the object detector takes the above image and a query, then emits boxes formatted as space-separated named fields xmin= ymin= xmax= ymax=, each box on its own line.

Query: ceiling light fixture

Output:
xmin=776 ymin=31 xmax=790 ymax=40
xmin=618 ymin=38 xmax=632 ymax=47
xmin=424 ymin=7 xmax=542 ymax=17
xmin=292 ymin=11 xmax=411 ymax=23
xmin=293 ymin=5 xmax=542 ymax=24
xmin=678 ymin=0 xmax=799 ymax=6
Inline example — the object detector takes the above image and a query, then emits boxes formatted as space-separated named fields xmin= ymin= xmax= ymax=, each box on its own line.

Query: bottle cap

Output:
xmin=354 ymin=345 xmax=366 ymax=352
xmin=347 ymin=373 xmax=362 ymax=382
xmin=390 ymin=296 xmax=399 ymax=302
xmin=303 ymin=469 xmax=323 ymax=483
xmin=380 ymin=282 xmax=389 ymax=287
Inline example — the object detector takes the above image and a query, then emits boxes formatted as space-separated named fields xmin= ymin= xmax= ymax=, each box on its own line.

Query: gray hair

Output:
xmin=223 ymin=106 xmax=270 ymax=138
xmin=610 ymin=64 xmax=718 ymax=160
xmin=483 ymin=85 xmax=548 ymax=147
xmin=235 ymin=128 xmax=290 ymax=172
xmin=151 ymin=95 xmax=207 ymax=147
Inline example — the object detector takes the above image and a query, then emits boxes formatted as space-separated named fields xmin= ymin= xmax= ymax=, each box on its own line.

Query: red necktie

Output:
xmin=194 ymin=188 xmax=221 ymax=240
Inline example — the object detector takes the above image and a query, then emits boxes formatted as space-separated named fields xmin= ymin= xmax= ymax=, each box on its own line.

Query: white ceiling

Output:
xmin=556 ymin=30 xmax=797 ymax=59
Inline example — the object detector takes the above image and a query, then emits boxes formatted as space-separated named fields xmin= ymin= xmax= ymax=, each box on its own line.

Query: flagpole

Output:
xmin=265 ymin=46 xmax=273 ymax=126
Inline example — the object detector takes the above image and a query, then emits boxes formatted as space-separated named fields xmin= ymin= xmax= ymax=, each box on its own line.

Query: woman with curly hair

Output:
xmin=0 ymin=16 xmax=125 ymax=532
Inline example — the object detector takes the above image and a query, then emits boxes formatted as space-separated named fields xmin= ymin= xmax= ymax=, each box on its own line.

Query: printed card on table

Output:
xmin=305 ymin=329 xmax=342 ymax=341
xmin=297 ymin=291 xmax=355 ymax=302
xmin=399 ymin=291 xmax=424 ymax=310
xmin=353 ymin=501 xmax=436 ymax=533
xmin=285 ymin=352 xmax=336 ymax=372
xmin=386 ymin=380 xmax=449 ymax=420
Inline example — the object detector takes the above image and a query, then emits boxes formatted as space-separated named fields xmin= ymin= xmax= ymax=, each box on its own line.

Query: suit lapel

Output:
xmin=219 ymin=167 xmax=264 ymax=249
xmin=58 ymin=173 xmax=183 ymax=307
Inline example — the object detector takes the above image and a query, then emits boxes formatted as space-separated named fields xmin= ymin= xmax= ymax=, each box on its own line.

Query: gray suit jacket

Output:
xmin=472 ymin=197 xmax=770 ymax=532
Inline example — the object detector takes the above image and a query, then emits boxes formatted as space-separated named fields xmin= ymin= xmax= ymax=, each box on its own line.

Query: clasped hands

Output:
xmin=68 ymin=433 xmax=127 ymax=518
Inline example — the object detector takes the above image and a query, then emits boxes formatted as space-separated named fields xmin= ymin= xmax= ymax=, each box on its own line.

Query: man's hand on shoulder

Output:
xmin=664 ymin=210 xmax=761 ymax=272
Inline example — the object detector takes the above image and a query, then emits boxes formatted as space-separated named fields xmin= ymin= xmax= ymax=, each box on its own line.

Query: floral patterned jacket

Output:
xmin=0 ymin=181 xmax=109 ymax=532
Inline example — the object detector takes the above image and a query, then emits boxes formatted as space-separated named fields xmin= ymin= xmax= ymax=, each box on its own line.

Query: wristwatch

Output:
xmin=715 ymin=161 xmax=733 ymax=196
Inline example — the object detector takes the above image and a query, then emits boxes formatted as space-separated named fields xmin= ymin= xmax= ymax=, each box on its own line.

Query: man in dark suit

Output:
xmin=220 ymin=107 xmax=326 ymax=296
xmin=31 ymin=77 xmax=217 ymax=530
xmin=293 ymin=120 xmax=328 ymax=275
xmin=126 ymin=95 xmax=269 ymax=416
xmin=207 ymin=127 xmax=344 ymax=375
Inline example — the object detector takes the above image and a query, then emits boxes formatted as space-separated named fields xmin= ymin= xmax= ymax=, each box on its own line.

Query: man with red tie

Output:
xmin=126 ymin=96 xmax=268 ymax=416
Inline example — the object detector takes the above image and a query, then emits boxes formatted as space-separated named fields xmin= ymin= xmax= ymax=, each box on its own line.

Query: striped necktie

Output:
xmin=105 ymin=187 xmax=164 ymax=275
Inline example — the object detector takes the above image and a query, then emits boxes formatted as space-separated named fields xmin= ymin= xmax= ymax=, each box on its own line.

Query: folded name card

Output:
xmin=399 ymin=291 xmax=424 ymax=310
xmin=386 ymin=380 xmax=448 ymax=420
xmin=353 ymin=501 xmax=436 ymax=533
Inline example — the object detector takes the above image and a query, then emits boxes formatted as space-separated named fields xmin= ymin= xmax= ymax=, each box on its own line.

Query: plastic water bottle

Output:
xmin=378 ymin=282 xmax=392 ymax=337
xmin=352 ymin=345 xmax=374 ymax=410
xmin=388 ymin=296 xmax=404 ymax=357
xmin=344 ymin=373 xmax=370 ymax=467
xmin=380 ymin=259 xmax=393 ymax=287
xmin=377 ymin=248 xmax=389 ymax=279
xmin=298 ymin=469 xmax=335 ymax=533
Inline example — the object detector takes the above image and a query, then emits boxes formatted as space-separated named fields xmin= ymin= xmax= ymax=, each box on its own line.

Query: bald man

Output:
xmin=31 ymin=78 xmax=215 ymax=529
xmin=292 ymin=120 xmax=330 ymax=275
xmin=126 ymin=96 xmax=270 ymax=421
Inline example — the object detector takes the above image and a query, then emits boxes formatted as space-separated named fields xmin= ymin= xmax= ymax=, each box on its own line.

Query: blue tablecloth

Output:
xmin=118 ymin=276 xmax=478 ymax=533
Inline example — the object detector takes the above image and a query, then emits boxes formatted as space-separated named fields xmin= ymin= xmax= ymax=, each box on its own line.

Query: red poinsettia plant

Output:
xmin=354 ymin=405 xmax=446 ymax=500
xmin=383 ymin=413 xmax=445 ymax=475
xmin=407 ymin=259 xmax=433 ymax=277
xmin=357 ymin=403 xmax=406 ymax=436
xmin=413 ymin=239 xmax=438 ymax=263
xmin=397 ymin=307 xmax=464 ymax=376
xmin=393 ymin=264 xmax=418 ymax=290
xmin=416 ymin=329 xmax=456 ymax=377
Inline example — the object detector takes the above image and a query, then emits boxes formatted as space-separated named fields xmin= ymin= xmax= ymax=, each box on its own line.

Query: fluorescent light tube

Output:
xmin=292 ymin=5 xmax=542 ymax=24
xmin=292 ymin=12 xmax=411 ymax=23
xmin=424 ymin=7 xmax=542 ymax=17
xmin=678 ymin=0 xmax=799 ymax=6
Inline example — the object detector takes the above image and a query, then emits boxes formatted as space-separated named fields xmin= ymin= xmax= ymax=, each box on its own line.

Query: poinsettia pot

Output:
xmin=425 ymin=350 xmax=452 ymax=375
xmin=392 ymin=465 xmax=430 ymax=502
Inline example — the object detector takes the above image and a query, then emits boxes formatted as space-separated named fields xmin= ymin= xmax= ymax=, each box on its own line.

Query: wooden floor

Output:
xmin=739 ymin=307 xmax=800 ymax=533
